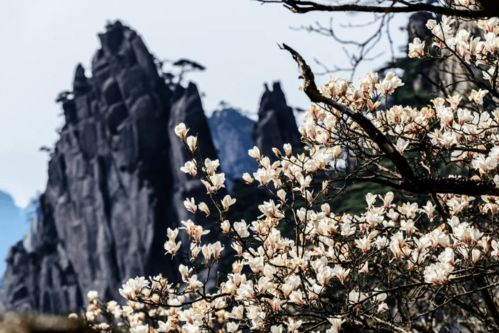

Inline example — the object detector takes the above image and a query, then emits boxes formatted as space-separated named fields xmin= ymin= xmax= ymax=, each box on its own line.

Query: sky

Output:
xmin=0 ymin=0 xmax=407 ymax=207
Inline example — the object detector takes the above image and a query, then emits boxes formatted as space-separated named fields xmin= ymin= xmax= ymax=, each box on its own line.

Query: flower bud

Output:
xmin=174 ymin=123 xmax=188 ymax=140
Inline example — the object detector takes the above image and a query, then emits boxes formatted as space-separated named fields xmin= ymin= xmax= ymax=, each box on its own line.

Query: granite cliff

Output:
xmin=1 ymin=21 xmax=217 ymax=313
xmin=1 ymin=22 xmax=301 ymax=314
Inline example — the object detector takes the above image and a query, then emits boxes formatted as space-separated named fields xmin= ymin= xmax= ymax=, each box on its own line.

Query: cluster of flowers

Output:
xmin=306 ymin=74 xmax=499 ymax=189
xmin=311 ymin=17 xmax=499 ymax=189
xmin=82 ymin=6 xmax=499 ymax=333
xmin=408 ymin=14 xmax=499 ymax=77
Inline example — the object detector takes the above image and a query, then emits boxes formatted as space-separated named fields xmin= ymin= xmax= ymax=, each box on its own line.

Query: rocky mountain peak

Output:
xmin=253 ymin=81 xmax=302 ymax=158
xmin=1 ymin=23 xmax=302 ymax=315
xmin=1 ymin=22 xmax=217 ymax=314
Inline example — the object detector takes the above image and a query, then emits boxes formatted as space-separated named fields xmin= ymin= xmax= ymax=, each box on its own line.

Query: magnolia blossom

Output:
xmin=180 ymin=160 xmax=197 ymax=176
xmin=174 ymin=122 xmax=188 ymax=140
xmin=491 ymin=240 xmax=499 ymax=258
xmin=164 ymin=228 xmax=181 ymax=255
xmin=201 ymin=173 xmax=225 ymax=193
xmin=198 ymin=201 xmax=210 ymax=216
xmin=469 ymin=89 xmax=488 ymax=105
xmin=119 ymin=277 xmax=150 ymax=299
xmin=221 ymin=195 xmax=237 ymax=212
xmin=248 ymin=146 xmax=261 ymax=159
xmin=424 ymin=262 xmax=454 ymax=285
xmin=376 ymin=72 xmax=404 ymax=95
xmin=203 ymin=158 xmax=220 ymax=175
xmin=186 ymin=136 xmax=198 ymax=152
xmin=408 ymin=37 xmax=425 ymax=58
xmin=233 ymin=220 xmax=250 ymax=238
xmin=184 ymin=197 xmax=197 ymax=213
xmin=332 ymin=265 xmax=350 ymax=285
xmin=242 ymin=172 xmax=254 ymax=184
xmin=87 ymin=290 xmax=99 ymax=302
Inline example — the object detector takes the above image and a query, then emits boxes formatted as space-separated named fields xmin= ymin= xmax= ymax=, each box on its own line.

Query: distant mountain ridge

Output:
xmin=208 ymin=108 xmax=257 ymax=191
xmin=0 ymin=191 xmax=31 ymax=276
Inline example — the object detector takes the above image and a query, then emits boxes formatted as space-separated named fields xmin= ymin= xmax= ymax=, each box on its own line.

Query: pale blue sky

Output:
xmin=0 ymin=0 xmax=406 ymax=207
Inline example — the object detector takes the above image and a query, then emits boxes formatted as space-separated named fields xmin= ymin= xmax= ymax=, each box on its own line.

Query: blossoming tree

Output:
xmin=84 ymin=1 xmax=499 ymax=332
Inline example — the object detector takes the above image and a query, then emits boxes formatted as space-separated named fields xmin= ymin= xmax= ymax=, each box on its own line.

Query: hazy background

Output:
xmin=0 ymin=0 xmax=406 ymax=208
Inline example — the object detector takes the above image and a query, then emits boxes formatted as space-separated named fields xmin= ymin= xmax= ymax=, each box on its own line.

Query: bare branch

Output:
xmin=257 ymin=0 xmax=498 ymax=18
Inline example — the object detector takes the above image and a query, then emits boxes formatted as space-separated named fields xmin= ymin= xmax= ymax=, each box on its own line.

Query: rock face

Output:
xmin=253 ymin=82 xmax=302 ymax=158
xmin=208 ymin=108 xmax=257 ymax=191
xmin=1 ymin=22 xmax=302 ymax=315
xmin=1 ymin=21 xmax=217 ymax=314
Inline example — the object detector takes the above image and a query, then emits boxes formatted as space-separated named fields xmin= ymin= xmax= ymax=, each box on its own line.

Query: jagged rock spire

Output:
xmin=253 ymin=81 xmax=302 ymax=158
xmin=1 ymin=22 xmax=218 ymax=314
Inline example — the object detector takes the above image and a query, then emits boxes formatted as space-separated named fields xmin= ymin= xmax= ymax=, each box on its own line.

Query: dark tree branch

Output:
xmin=282 ymin=43 xmax=499 ymax=196
xmin=257 ymin=0 xmax=498 ymax=18
xmin=475 ymin=276 xmax=499 ymax=327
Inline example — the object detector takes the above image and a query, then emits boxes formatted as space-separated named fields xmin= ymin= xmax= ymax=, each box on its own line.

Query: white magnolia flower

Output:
xmin=424 ymin=262 xmax=454 ymax=285
xmin=227 ymin=322 xmax=240 ymax=333
xmin=258 ymin=200 xmax=285 ymax=219
xmin=234 ymin=220 xmax=250 ymax=238
xmin=131 ymin=325 xmax=149 ymax=333
xmin=408 ymin=37 xmax=425 ymax=58
xmin=332 ymin=265 xmax=350 ymax=285
xmin=327 ymin=318 xmax=344 ymax=333
xmin=242 ymin=172 xmax=254 ymax=184
xmin=469 ymin=89 xmax=488 ymax=105
xmin=164 ymin=238 xmax=181 ymax=256
xmin=203 ymin=158 xmax=220 ymax=175
xmin=355 ymin=236 xmax=371 ymax=253
xmin=180 ymin=160 xmax=197 ymax=176
xmin=174 ymin=123 xmax=188 ymax=140
xmin=365 ymin=193 xmax=377 ymax=207
xmin=87 ymin=290 xmax=99 ymax=302
xmin=183 ymin=197 xmax=197 ymax=213
xmin=489 ymin=240 xmax=499 ymax=259
xmin=186 ymin=135 xmax=198 ymax=152
xmin=248 ymin=146 xmax=261 ymax=159
xmin=198 ymin=202 xmax=210 ymax=216
xmin=316 ymin=265 xmax=334 ymax=286
xmin=376 ymin=72 xmax=404 ymax=95
xmin=201 ymin=173 xmax=225 ymax=193
xmin=220 ymin=220 xmax=231 ymax=234
xmin=221 ymin=195 xmax=237 ymax=212
xmin=119 ymin=277 xmax=150 ymax=299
